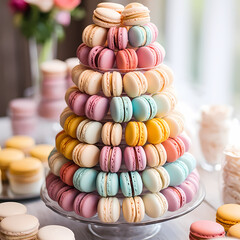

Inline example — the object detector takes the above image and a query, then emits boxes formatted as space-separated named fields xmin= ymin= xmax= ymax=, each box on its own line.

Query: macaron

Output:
xmin=71 ymin=64 xmax=88 ymax=85
xmin=0 ymin=202 xmax=27 ymax=221
xmin=60 ymin=162 xmax=79 ymax=186
xmin=76 ymin=43 xmax=91 ymax=66
xmin=37 ymin=225 xmax=75 ymax=240
xmin=96 ymin=172 xmax=119 ymax=197
xmin=216 ymin=204 xmax=240 ymax=231
xmin=102 ymin=71 xmax=123 ymax=97
xmin=189 ymin=220 xmax=225 ymax=240
xmin=97 ymin=2 xmax=124 ymax=13
xmin=73 ymin=193 xmax=99 ymax=218
xmin=58 ymin=187 xmax=79 ymax=211
xmin=146 ymin=118 xmax=170 ymax=144
xmin=122 ymin=196 xmax=145 ymax=223
xmin=179 ymin=180 xmax=197 ymax=203
xmin=228 ymin=223 xmax=240 ymax=238
xmin=88 ymin=46 xmax=115 ymax=71
xmin=85 ymin=95 xmax=109 ymax=121
xmin=76 ymin=119 xmax=102 ymax=144
xmin=162 ymin=137 xmax=185 ymax=163
xmin=116 ymin=49 xmax=138 ymax=72
xmin=76 ymin=69 xmax=103 ymax=95
xmin=72 ymin=143 xmax=100 ymax=168
xmin=161 ymin=186 xmax=186 ymax=211
xmin=120 ymin=171 xmax=143 ymax=197
xmin=101 ymin=122 xmax=122 ymax=146
xmin=164 ymin=160 xmax=189 ymax=186
xmin=107 ymin=27 xmax=128 ymax=50
xmin=46 ymin=172 xmax=58 ymax=189
xmin=55 ymin=130 xmax=68 ymax=152
xmin=93 ymin=7 xmax=121 ymax=28
xmin=163 ymin=112 xmax=185 ymax=138
xmin=144 ymin=143 xmax=167 ymax=167
xmin=178 ymin=152 xmax=196 ymax=173
xmin=145 ymin=22 xmax=159 ymax=42
xmin=144 ymin=65 xmax=172 ymax=94
xmin=64 ymin=115 xmax=85 ymax=138
xmin=60 ymin=136 xmax=80 ymax=160
xmin=124 ymin=146 xmax=147 ymax=171
xmin=152 ymin=91 xmax=177 ymax=118
xmin=122 ymin=3 xmax=150 ymax=26
xmin=67 ymin=89 xmax=89 ymax=116
xmin=0 ymin=214 xmax=39 ymax=240
xmin=142 ymin=166 xmax=170 ymax=193
xmin=178 ymin=133 xmax=192 ymax=152
xmin=125 ymin=121 xmax=147 ymax=147
xmin=110 ymin=96 xmax=133 ymax=123
xmin=5 ymin=136 xmax=35 ymax=154
xmin=82 ymin=24 xmax=108 ymax=47
xmin=137 ymin=43 xmax=165 ymax=69
xmin=142 ymin=192 xmax=168 ymax=218
xmin=48 ymin=150 xmax=69 ymax=176
xmin=123 ymin=71 xmax=148 ymax=98
xmin=97 ymin=197 xmax=120 ymax=223
xmin=60 ymin=107 xmax=74 ymax=129
xmin=132 ymin=95 xmax=157 ymax=121
xmin=99 ymin=146 xmax=122 ymax=173
xmin=73 ymin=168 xmax=98 ymax=192
xmin=47 ymin=178 xmax=67 ymax=201
xmin=65 ymin=86 xmax=79 ymax=105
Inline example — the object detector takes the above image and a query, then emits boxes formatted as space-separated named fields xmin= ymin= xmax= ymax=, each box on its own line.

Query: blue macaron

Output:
xmin=128 ymin=26 xmax=146 ymax=47
xmin=73 ymin=168 xmax=98 ymax=192
xmin=96 ymin=172 xmax=119 ymax=197
xmin=164 ymin=160 xmax=189 ymax=186
xmin=120 ymin=171 xmax=142 ymax=197
xmin=132 ymin=95 xmax=157 ymax=121
xmin=178 ymin=152 xmax=196 ymax=173
xmin=110 ymin=96 xmax=133 ymax=123
xmin=142 ymin=25 xmax=152 ymax=46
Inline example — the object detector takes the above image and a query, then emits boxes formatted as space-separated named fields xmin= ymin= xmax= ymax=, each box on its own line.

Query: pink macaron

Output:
xmin=186 ymin=175 xmax=199 ymax=192
xmin=99 ymin=146 xmax=122 ymax=173
xmin=178 ymin=180 xmax=197 ymax=203
xmin=76 ymin=43 xmax=91 ymax=66
xmin=137 ymin=43 xmax=165 ymax=69
xmin=68 ymin=90 xmax=89 ymax=116
xmin=85 ymin=95 xmax=109 ymax=121
xmin=46 ymin=173 xmax=58 ymax=188
xmin=107 ymin=27 xmax=128 ymax=50
xmin=88 ymin=46 xmax=115 ymax=71
xmin=58 ymin=187 xmax=79 ymax=211
xmin=124 ymin=146 xmax=147 ymax=171
xmin=178 ymin=133 xmax=192 ymax=152
xmin=116 ymin=48 xmax=138 ymax=72
xmin=73 ymin=192 xmax=100 ymax=218
xmin=161 ymin=186 xmax=186 ymax=211
xmin=162 ymin=137 xmax=185 ymax=163
xmin=60 ymin=162 xmax=79 ymax=186
xmin=145 ymin=22 xmax=158 ymax=42
xmin=47 ymin=178 xmax=67 ymax=201
xmin=189 ymin=220 xmax=225 ymax=240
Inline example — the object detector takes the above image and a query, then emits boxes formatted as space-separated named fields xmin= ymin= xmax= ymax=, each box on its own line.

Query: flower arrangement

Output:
xmin=9 ymin=0 xmax=85 ymax=44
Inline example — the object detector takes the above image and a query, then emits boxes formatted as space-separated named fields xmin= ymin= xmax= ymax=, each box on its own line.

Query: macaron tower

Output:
xmin=45 ymin=2 xmax=200 ymax=223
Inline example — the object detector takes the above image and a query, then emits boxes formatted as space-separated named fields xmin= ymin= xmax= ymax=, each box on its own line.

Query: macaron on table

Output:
xmin=40 ymin=2 xmax=205 ymax=239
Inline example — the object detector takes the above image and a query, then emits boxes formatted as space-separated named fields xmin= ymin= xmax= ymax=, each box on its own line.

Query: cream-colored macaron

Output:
xmin=5 ymin=136 xmax=35 ymax=154
xmin=0 ymin=202 xmax=27 ymax=221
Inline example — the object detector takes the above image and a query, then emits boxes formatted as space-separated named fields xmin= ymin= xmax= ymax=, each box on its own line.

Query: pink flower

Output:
xmin=25 ymin=0 xmax=54 ymax=12
xmin=54 ymin=0 xmax=80 ymax=10
xmin=55 ymin=11 xmax=71 ymax=26
xmin=9 ymin=0 xmax=29 ymax=12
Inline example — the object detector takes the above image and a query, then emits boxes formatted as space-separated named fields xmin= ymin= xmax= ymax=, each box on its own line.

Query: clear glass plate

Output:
xmin=41 ymin=183 xmax=205 ymax=239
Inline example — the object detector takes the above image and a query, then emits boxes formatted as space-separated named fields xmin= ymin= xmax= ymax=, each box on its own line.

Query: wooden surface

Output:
xmin=0 ymin=118 xmax=222 ymax=240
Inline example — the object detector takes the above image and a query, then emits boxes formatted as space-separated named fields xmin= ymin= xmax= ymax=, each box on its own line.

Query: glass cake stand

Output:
xmin=41 ymin=183 xmax=205 ymax=240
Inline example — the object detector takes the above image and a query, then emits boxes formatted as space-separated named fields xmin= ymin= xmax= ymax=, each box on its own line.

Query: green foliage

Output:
xmin=71 ymin=7 xmax=86 ymax=20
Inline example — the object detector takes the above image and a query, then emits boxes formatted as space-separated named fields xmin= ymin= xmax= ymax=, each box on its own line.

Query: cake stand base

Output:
xmin=88 ymin=223 xmax=161 ymax=240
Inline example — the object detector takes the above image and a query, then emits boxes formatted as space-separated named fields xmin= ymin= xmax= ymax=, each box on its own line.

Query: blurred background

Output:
xmin=0 ymin=0 xmax=239 ymax=117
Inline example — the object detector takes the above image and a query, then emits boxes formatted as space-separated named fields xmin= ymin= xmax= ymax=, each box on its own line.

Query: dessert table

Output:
xmin=0 ymin=117 xmax=222 ymax=239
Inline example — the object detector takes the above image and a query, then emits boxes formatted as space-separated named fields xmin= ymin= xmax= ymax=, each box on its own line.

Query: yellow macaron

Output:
xmin=55 ymin=130 xmax=68 ymax=152
xmin=64 ymin=115 xmax=85 ymax=138
xmin=30 ymin=144 xmax=54 ymax=163
xmin=5 ymin=136 xmax=35 ymax=154
xmin=146 ymin=118 xmax=170 ymax=144
xmin=125 ymin=121 xmax=147 ymax=146
xmin=0 ymin=148 xmax=25 ymax=180
xmin=60 ymin=136 xmax=80 ymax=160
